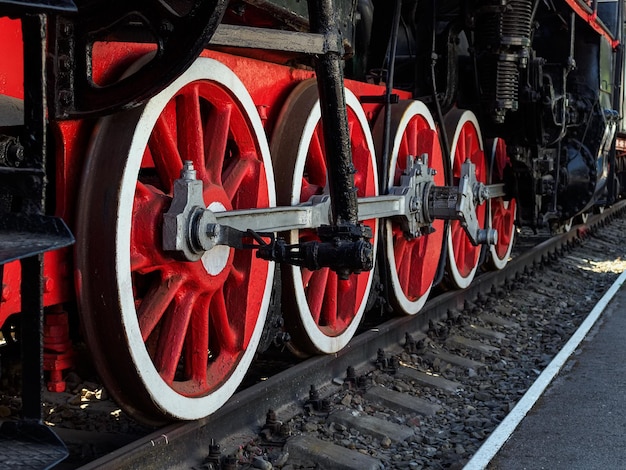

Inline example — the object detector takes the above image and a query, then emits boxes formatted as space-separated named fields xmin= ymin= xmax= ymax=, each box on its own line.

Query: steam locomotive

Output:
xmin=0 ymin=0 xmax=622 ymax=435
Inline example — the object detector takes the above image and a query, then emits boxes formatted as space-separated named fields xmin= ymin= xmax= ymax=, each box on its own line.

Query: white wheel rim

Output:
xmin=488 ymin=138 xmax=516 ymax=270
xmin=285 ymin=88 xmax=378 ymax=353
xmin=382 ymin=101 xmax=441 ymax=314
xmin=446 ymin=110 xmax=484 ymax=289
xmin=114 ymin=58 xmax=275 ymax=420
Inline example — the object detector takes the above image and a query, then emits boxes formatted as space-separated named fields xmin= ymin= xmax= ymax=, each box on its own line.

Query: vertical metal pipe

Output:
xmin=607 ymin=0 xmax=624 ymax=204
xmin=22 ymin=14 xmax=47 ymax=214
xmin=380 ymin=0 xmax=402 ymax=194
xmin=20 ymin=255 xmax=44 ymax=422
xmin=20 ymin=14 xmax=47 ymax=422
xmin=307 ymin=0 xmax=358 ymax=226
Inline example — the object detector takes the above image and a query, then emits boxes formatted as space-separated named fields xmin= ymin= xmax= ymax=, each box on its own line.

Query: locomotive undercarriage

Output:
xmin=396 ymin=0 xmax=621 ymax=230
xmin=491 ymin=1 xmax=618 ymax=227
xmin=72 ymin=3 xmax=508 ymax=421
xmin=0 ymin=0 xmax=621 ymax=439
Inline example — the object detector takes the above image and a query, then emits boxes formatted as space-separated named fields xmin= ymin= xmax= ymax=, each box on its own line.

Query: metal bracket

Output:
xmin=387 ymin=153 xmax=437 ymax=239
xmin=209 ymin=24 xmax=338 ymax=55
xmin=427 ymin=159 xmax=501 ymax=246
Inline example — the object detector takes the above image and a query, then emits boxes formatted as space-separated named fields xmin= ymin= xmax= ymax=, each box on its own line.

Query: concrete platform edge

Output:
xmin=463 ymin=268 xmax=626 ymax=470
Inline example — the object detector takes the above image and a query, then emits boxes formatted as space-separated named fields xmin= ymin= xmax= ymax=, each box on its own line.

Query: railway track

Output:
xmin=33 ymin=201 xmax=626 ymax=469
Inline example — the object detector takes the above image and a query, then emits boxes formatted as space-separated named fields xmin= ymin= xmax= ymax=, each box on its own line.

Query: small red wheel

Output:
xmin=487 ymin=138 xmax=517 ymax=270
xmin=76 ymin=58 xmax=275 ymax=424
xmin=271 ymin=80 xmax=378 ymax=354
xmin=374 ymin=101 xmax=446 ymax=314
xmin=444 ymin=109 xmax=487 ymax=289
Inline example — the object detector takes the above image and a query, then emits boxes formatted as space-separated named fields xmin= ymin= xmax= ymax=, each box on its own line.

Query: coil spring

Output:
xmin=476 ymin=0 xmax=532 ymax=48
xmin=501 ymin=0 xmax=532 ymax=47
xmin=495 ymin=59 xmax=519 ymax=109
xmin=475 ymin=0 xmax=532 ymax=122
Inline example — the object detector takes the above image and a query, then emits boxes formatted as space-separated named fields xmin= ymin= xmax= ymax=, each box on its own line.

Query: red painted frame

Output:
xmin=564 ymin=0 xmax=620 ymax=49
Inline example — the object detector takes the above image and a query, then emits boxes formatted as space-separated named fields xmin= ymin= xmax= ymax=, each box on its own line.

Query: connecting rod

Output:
xmin=163 ymin=158 xmax=504 ymax=270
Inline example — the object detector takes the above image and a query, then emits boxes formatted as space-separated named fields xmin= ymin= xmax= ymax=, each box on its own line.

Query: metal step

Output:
xmin=0 ymin=213 xmax=74 ymax=264
xmin=0 ymin=420 xmax=68 ymax=469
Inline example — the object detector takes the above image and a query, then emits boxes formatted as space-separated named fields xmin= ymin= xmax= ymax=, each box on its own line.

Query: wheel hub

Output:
xmin=202 ymin=202 xmax=231 ymax=276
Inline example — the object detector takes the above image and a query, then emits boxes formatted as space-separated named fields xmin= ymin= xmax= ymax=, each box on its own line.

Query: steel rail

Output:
xmin=79 ymin=200 xmax=626 ymax=469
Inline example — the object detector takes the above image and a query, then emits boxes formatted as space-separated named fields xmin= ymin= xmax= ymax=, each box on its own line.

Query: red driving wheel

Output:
xmin=374 ymin=100 xmax=446 ymax=314
xmin=271 ymin=80 xmax=378 ymax=354
xmin=76 ymin=57 xmax=275 ymax=424
xmin=444 ymin=109 xmax=487 ymax=289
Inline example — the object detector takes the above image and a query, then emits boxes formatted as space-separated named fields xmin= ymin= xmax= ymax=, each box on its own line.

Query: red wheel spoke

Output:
xmin=177 ymin=84 xmax=207 ymax=181
xmin=399 ymin=133 xmax=412 ymax=164
xmin=150 ymin=111 xmax=184 ymax=193
xmin=135 ymin=180 xmax=156 ymax=200
xmin=320 ymin=271 xmax=338 ymax=328
xmin=307 ymin=131 xmax=328 ymax=185
xmin=131 ymin=253 xmax=152 ymax=272
xmin=472 ymin=149 xmax=485 ymax=178
xmin=154 ymin=290 xmax=196 ymax=384
xmin=245 ymin=155 xmax=268 ymax=208
xmin=138 ymin=273 xmax=185 ymax=341
xmin=209 ymin=288 xmax=237 ymax=353
xmin=302 ymin=268 xmax=314 ymax=287
xmin=406 ymin=248 xmax=423 ymax=298
xmin=305 ymin=268 xmax=330 ymax=323
xmin=337 ymin=277 xmax=357 ymax=325
xmin=226 ymin=264 xmax=246 ymax=285
xmin=222 ymin=157 xmax=258 ymax=201
xmin=228 ymin=252 xmax=270 ymax=350
xmin=204 ymin=103 xmax=233 ymax=185
xmin=395 ymin=236 xmax=411 ymax=289
xmin=408 ymin=119 xmax=418 ymax=154
xmin=453 ymin=223 xmax=470 ymax=276
xmin=301 ymin=179 xmax=323 ymax=202
xmin=185 ymin=293 xmax=210 ymax=383
xmin=353 ymin=143 xmax=371 ymax=193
